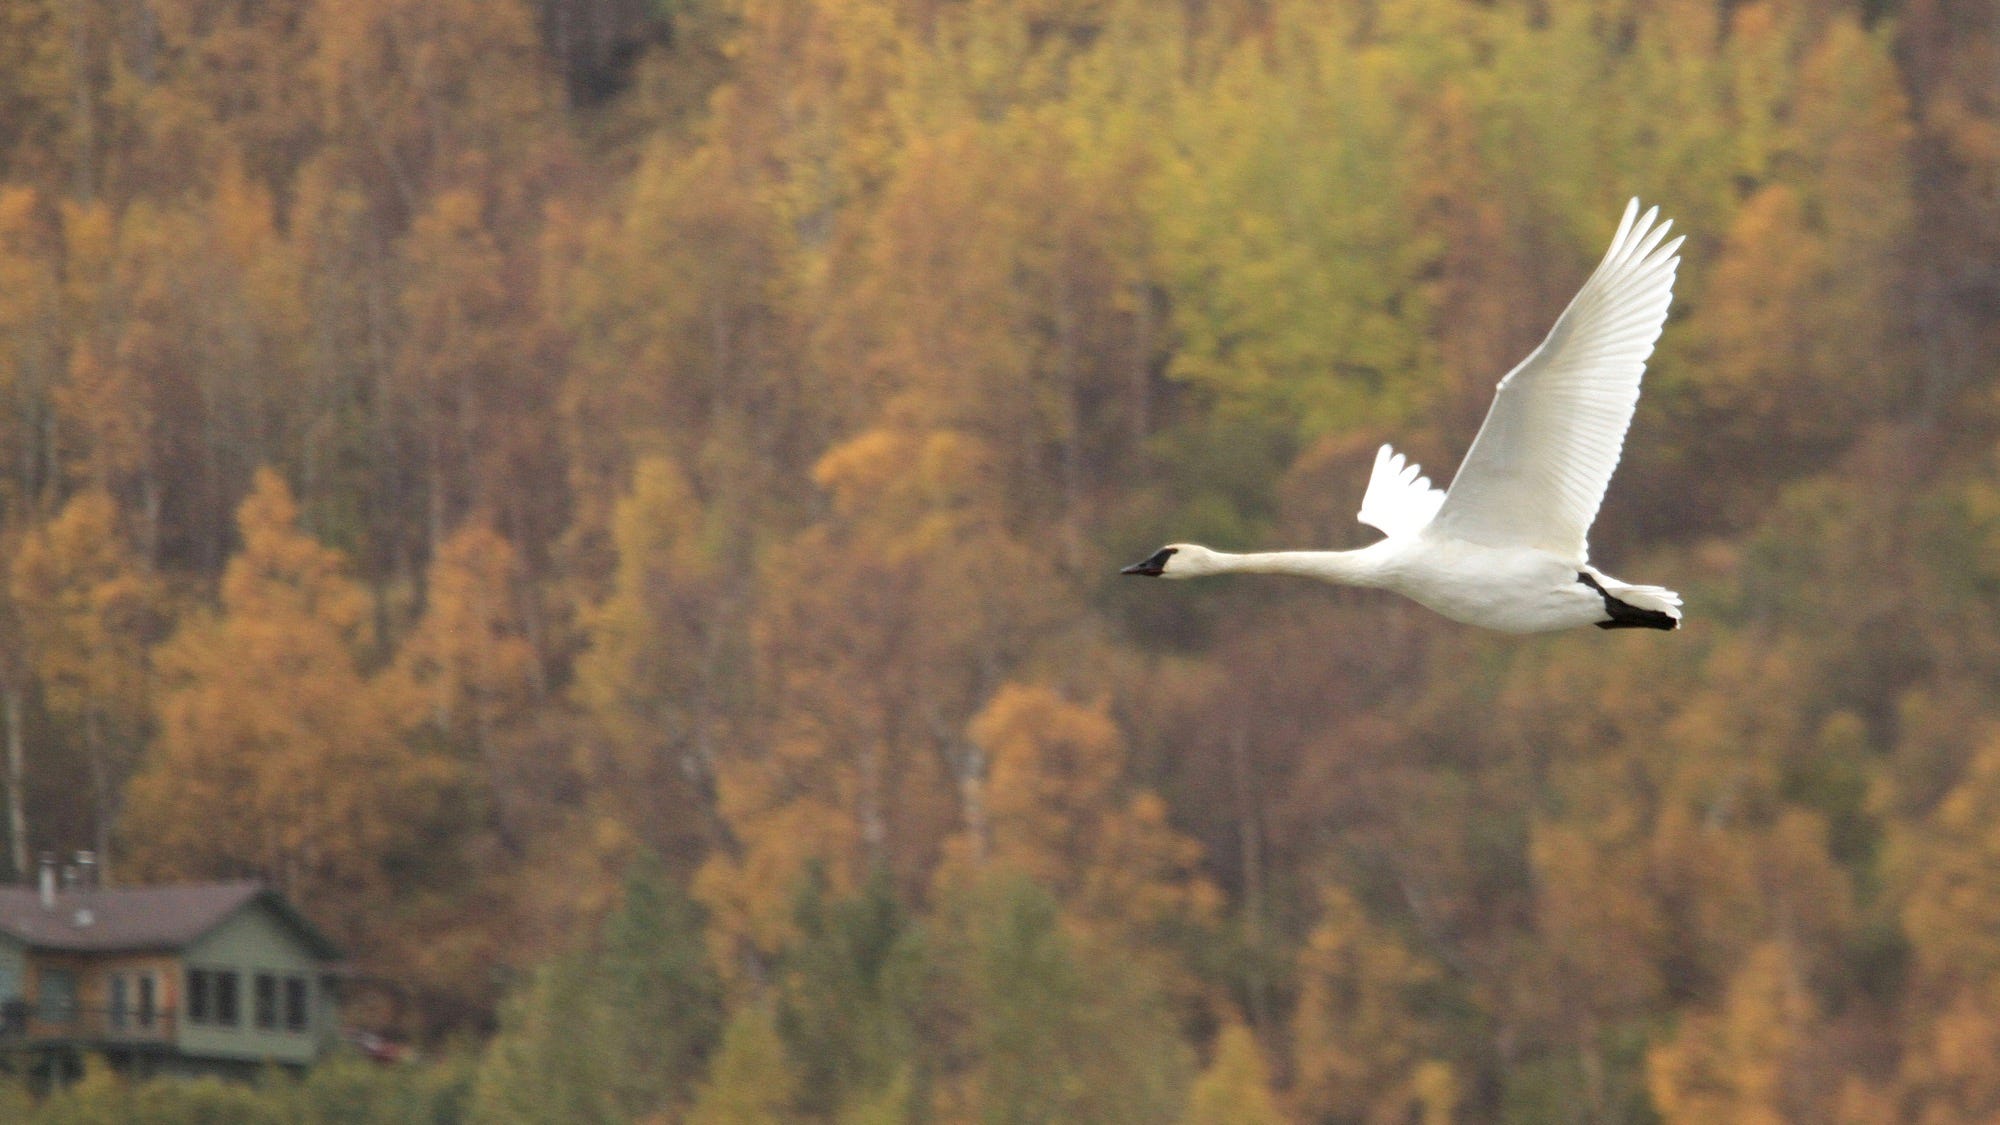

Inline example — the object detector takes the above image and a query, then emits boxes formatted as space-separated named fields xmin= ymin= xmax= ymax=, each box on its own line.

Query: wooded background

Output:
xmin=2 ymin=0 xmax=1998 ymax=1120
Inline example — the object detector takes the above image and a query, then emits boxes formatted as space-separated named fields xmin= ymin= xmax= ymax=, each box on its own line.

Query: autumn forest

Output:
xmin=1 ymin=0 xmax=1997 ymax=1119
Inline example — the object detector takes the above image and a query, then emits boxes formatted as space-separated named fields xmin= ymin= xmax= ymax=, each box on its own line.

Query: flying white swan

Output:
xmin=1123 ymin=198 xmax=1683 ymax=633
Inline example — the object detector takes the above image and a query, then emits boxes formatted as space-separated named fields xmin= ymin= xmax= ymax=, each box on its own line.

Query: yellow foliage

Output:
xmin=963 ymin=683 xmax=1220 ymax=953
xmin=974 ymin=681 xmax=1125 ymax=880
xmin=400 ymin=522 xmax=539 ymax=738
xmin=699 ymin=420 xmax=1067 ymax=966
xmin=697 ymin=745 xmax=864 ymax=962
xmin=10 ymin=489 xmax=158 ymax=723
xmin=1899 ymin=989 xmax=2000 ymax=1125
xmin=1646 ymin=941 xmax=1818 ymax=1125
xmin=1291 ymin=883 xmax=1452 ymax=1124
xmin=1530 ymin=816 xmax=1668 ymax=1014
xmin=1181 ymin=1023 xmax=1285 ymax=1125
xmin=1890 ymin=732 xmax=2000 ymax=1121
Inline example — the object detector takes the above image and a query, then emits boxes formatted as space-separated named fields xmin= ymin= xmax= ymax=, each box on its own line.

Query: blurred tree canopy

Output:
xmin=1 ymin=0 xmax=1997 ymax=1120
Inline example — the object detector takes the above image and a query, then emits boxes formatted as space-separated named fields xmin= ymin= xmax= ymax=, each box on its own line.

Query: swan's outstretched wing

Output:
xmin=1430 ymin=199 xmax=1681 ymax=561
xmin=1357 ymin=444 xmax=1445 ymax=539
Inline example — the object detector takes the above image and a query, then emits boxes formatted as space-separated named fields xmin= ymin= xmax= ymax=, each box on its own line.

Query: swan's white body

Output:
xmin=1125 ymin=199 xmax=1685 ymax=634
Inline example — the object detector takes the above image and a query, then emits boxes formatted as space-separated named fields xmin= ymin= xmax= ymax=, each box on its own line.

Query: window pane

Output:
xmin=138 ymin=974 xmax=157 ymax=1027
xmin=255 ymin=973 xmax=277 ymax=1029
xmin=187 ymin=969 xmax=211 ymax=1023
xmin=284 ymin=977 xmax=308 ymax=1032
xmin=109 ymin=974 xmax=129 ymax=1028
xmin=215 ymin=971 xmax=239 ymax=1026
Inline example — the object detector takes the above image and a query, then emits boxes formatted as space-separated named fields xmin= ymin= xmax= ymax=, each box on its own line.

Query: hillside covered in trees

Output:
xmin=2 ymin=0 xmax=1999 ymax=1119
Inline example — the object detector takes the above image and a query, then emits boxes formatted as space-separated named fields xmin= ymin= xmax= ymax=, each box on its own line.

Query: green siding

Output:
xmin=177 ymin=902 xmax=331 ymax=1065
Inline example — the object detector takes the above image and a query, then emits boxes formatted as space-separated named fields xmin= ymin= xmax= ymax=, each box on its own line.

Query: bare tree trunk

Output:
xmin=1129 ymin=282 xmax=1156 ymax=447
xmin=425 ymin=375 xmax=445 ymax=567
xmin=688 ymin=608 xmax=734 ymax=855
xmin=140 ymin=468 xmax=161 ymax=572
xmin=858 ymin=723 xmax=886 ymax=869
xmin=1579 ymin=1010 xmax=1606 ymax=1122
xmin=959 ymin=738 xmax=988 ymax=867
xmin=1055 ymin=272 xmax=1085 ymax=573
xmin=84 ymin=706 xmax=111 ymax=883
xmin=5 ymin=686 xmax=25 ymax=881
xmin=1230 ymin=724 xmax=1271 ymax=1037
xmin=67 ymin=0 xmax=97 ymax=203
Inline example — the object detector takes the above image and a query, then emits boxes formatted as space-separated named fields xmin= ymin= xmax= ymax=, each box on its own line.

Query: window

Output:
xmin=109 ymin=973 xmax=158 ymax=1030
xmin=37 ymin=968 xmax=76 ymax=1024
xmin=188 ymin=968 xmax=239 ymax=1026
xmin=284 ymin=976 xmax=309 ymax=1032
xmin=0 ymin=965 xmax=16 ymax=1033
xmin=254 ymin=973 xmax=277 ymax=1030
xmin=186 ymin=968 xmax=212 ymax=1023
xmin=215 ymin=970 xmax=239 ymax=1025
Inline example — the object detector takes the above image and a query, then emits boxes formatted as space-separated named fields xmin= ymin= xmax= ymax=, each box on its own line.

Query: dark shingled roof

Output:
xmin=0 ymin=880 xmax=341 ymax=959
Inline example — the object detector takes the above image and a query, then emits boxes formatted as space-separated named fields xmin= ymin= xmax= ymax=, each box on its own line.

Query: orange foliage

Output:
xmin=122 ymin=470 xmax=459 ymax=955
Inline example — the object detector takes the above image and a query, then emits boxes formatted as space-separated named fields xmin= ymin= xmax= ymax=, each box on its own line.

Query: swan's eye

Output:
xmin=1120 ymin=547 xmax=1177 ymax=577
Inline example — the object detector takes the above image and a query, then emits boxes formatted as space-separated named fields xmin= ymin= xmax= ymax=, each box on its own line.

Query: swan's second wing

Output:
xmin=1429 ymin=199 xmax=1681 ymax=561
xmin=1357 ymin=444 xmax=1445 ymax=540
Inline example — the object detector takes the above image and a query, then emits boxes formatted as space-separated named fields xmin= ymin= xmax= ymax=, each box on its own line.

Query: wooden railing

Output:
xmin=0 ymin=1002 xmax=179 ymax=1043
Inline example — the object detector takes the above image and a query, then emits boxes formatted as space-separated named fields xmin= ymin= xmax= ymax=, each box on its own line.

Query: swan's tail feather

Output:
xmin=1581 ymin=570 xmax=1683 ymax=631
xmin=1610 ymin=582 xmax=1681 ymax=612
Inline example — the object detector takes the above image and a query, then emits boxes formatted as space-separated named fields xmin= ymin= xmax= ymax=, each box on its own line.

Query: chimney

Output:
xmin=37 ymin=852 xmax=54 ymax=910
xmin=75 ymin=850 xmax=96 ymax=890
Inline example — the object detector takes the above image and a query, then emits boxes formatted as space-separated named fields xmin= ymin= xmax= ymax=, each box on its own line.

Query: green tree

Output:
xmin=469 ymin=848 xmax=721 ymax=1123
xmin=931 ymin=872 xmax=1191 ymax=1124
xmin=1145 ymin=2 xmax=1434 ymax=544
xmin=599 ymin=848 xmax=726 ymax=1117
xmin=688 ymin=1004 xmax=802 ymax=1125
xmin=777 ymin=867 xmax=923 ymax=1120
xmin=469 ymin=953 xmax=621 ymax=1125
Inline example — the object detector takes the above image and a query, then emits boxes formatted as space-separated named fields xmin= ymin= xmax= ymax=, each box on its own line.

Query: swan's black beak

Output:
xmin=1120 ymin=547 xmax=1176 ymax=577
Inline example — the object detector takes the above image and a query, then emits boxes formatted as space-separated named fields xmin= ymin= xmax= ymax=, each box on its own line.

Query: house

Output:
xmin=0 ymin=857 xmax=343 ymax=1083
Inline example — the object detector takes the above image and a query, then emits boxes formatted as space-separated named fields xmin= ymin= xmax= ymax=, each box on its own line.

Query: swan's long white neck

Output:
xmin=1175 ymin=545 xmax=1391 ymax=587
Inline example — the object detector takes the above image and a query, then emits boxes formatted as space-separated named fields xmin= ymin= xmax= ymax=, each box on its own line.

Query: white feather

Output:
xmin=1429 ymin=198 xmax=1682 ymax=562
xmin=1356 ymin=444 xmax=1446 ymax=540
